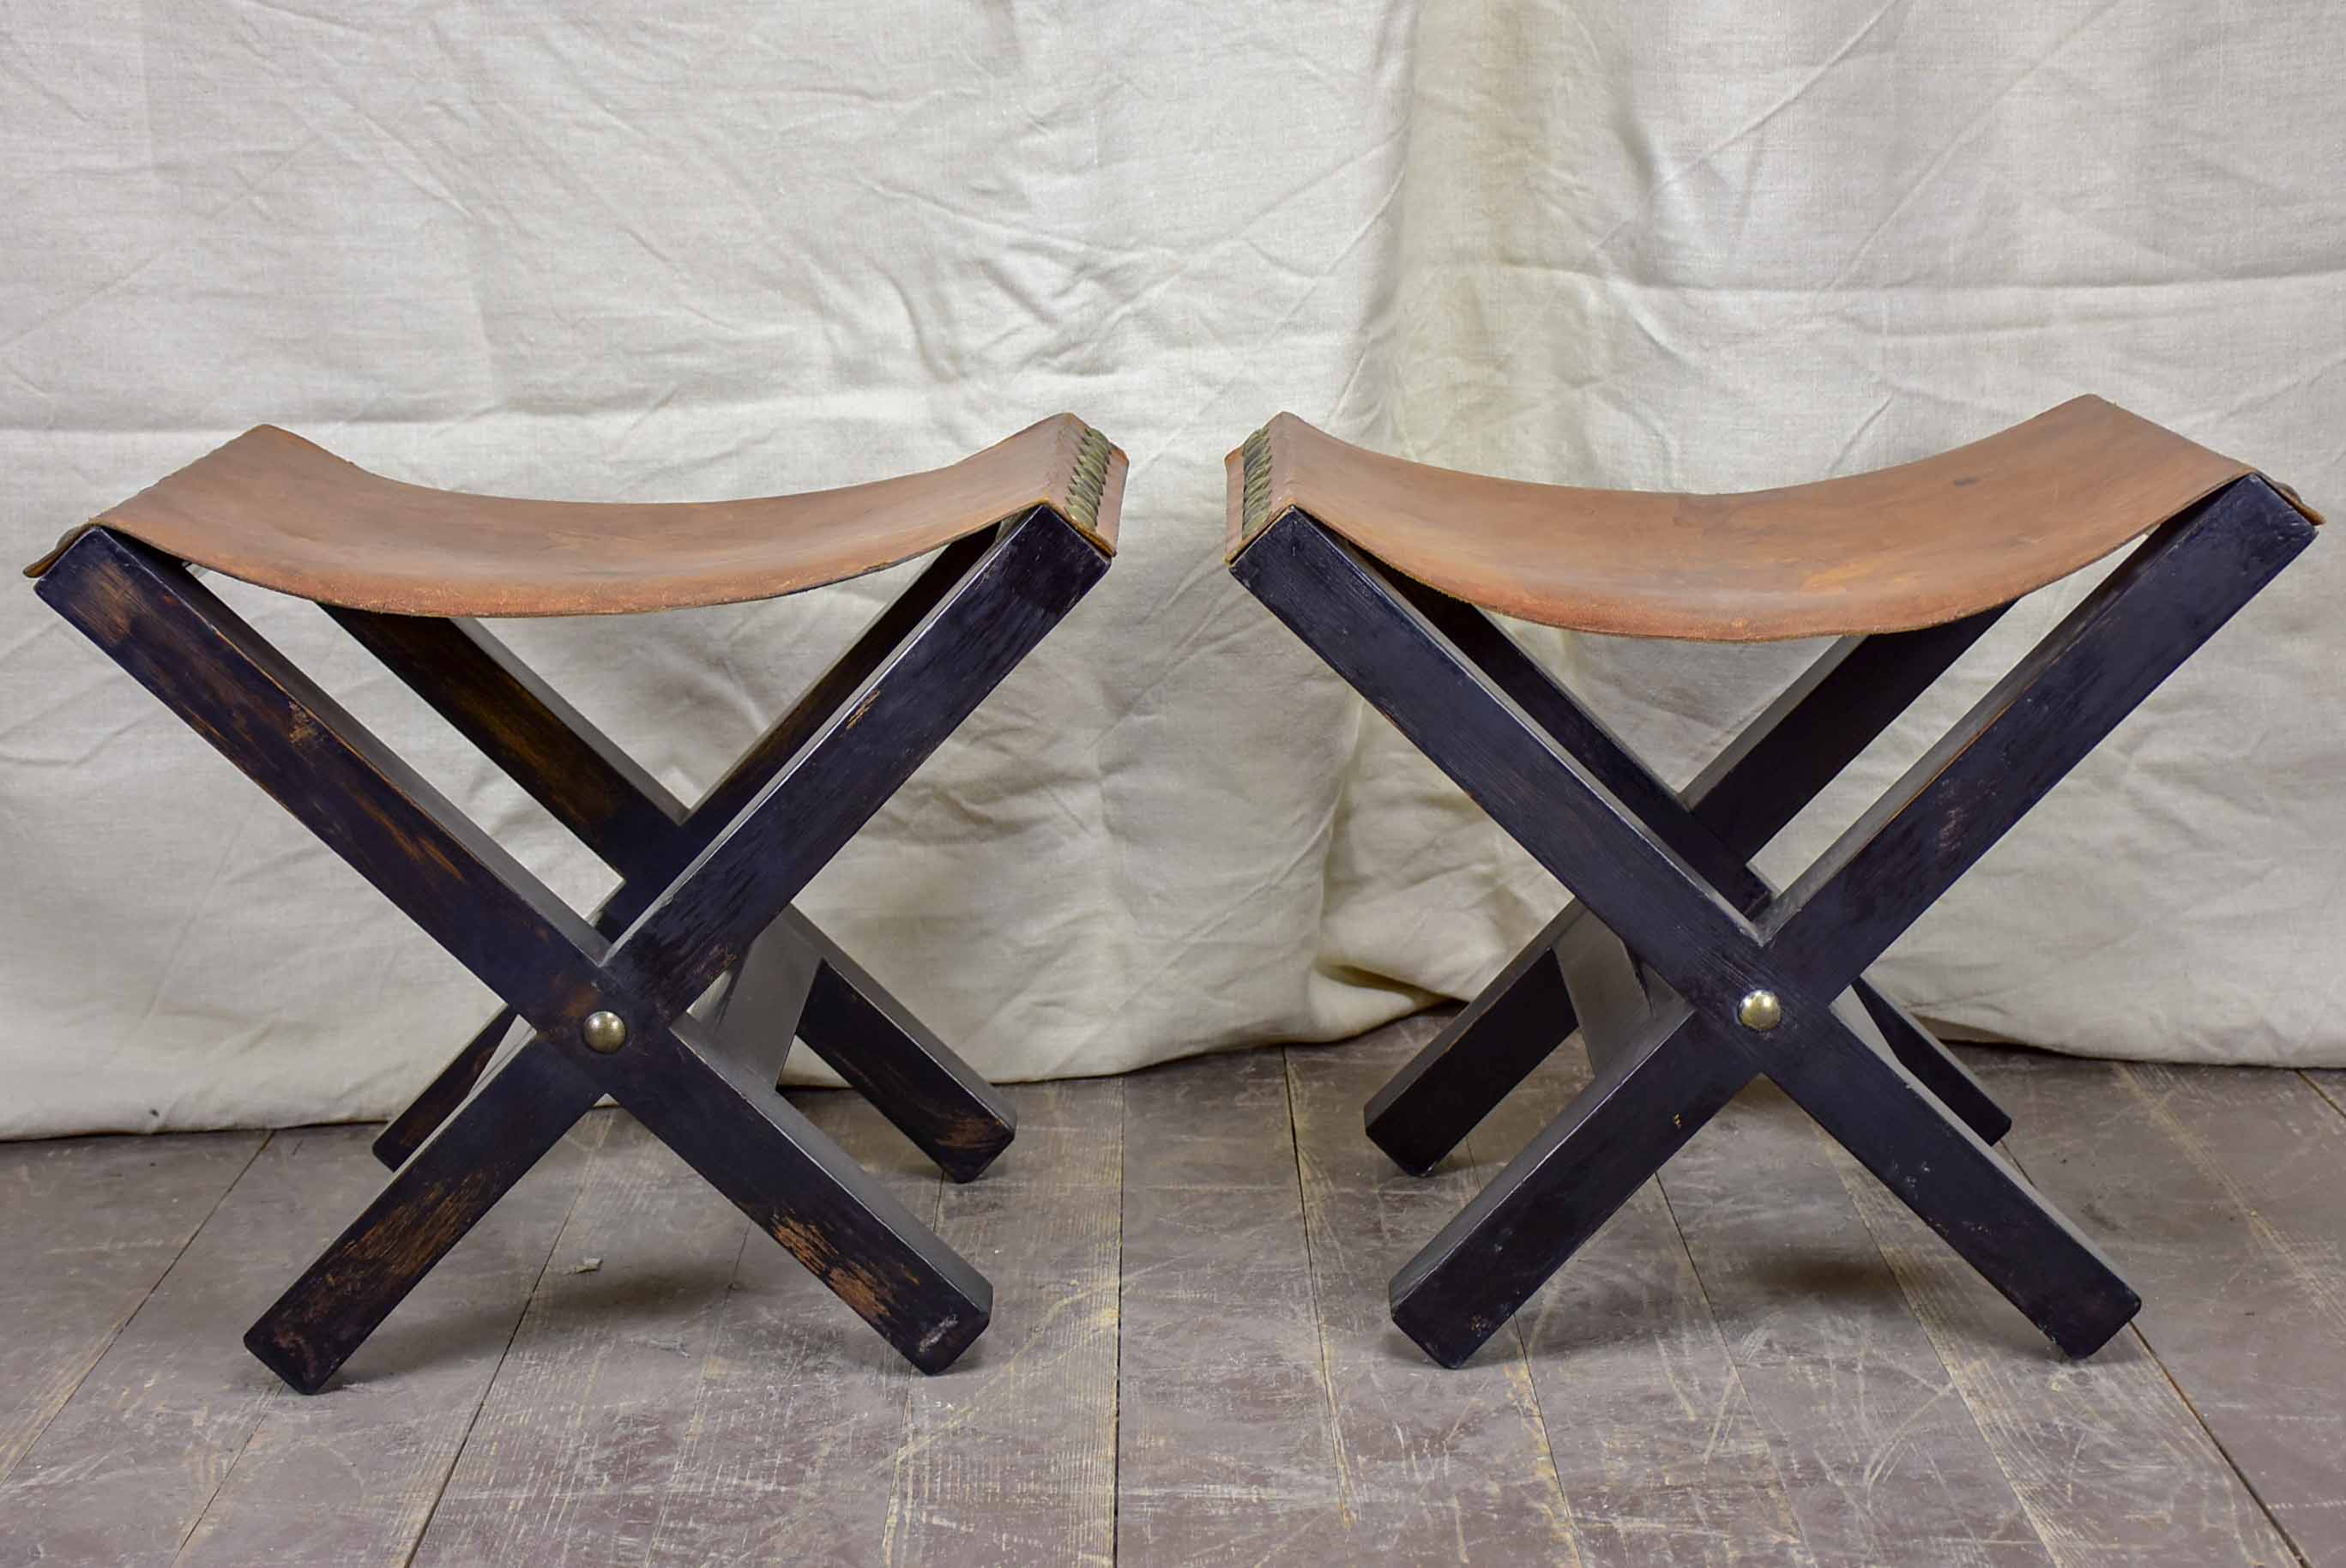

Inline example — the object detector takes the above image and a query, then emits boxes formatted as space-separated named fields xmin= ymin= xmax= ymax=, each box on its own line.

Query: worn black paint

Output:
xmin=606 ymin=510 xmax=1107 ymax=1020
xmin=249 ymin=1038 xmax=601 ymax=1394
xmin=372 ymin=1004 xmax=519 ymax=1170
xmin=325 ymin=608 xmax=688 ymax=884
xmin=1389 ymin=997 xmax=1751 ymax=1366
xmin=1362 ymin=588 xmax=2012 ymax=1174
xmin=767 ymin=909 xmax=1018 ymax=1183
xmin=1364 ymin=901 xmax=1584 ymax=1178
xmin=357 ymin=527 xmax=1020 ymax=1180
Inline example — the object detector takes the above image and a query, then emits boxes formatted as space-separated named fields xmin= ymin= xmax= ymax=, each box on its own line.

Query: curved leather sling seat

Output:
xmin=26 ymin=413 xmax=1122 ymax=617
xmin=1227 ymin=396 xmax=2316 ymax=642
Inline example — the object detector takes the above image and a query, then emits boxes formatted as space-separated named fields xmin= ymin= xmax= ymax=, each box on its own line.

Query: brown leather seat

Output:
xmin=26 ymin=414 xmax=1123 ymax=617
xmin=1227 ymin=396 xmax=2316 ymax=642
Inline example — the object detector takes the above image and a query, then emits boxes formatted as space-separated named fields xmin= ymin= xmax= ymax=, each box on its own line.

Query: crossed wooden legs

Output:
xmin=36 ymin=508 xmax=1107 ymax=1390
xmin=332 ymin=531 xmax=1022 ymax=1185
xmin=1233 ymin=476 xmax=2315 ymax=1367
xmin=1359 ymin=580 xmax=2017 ymax=1175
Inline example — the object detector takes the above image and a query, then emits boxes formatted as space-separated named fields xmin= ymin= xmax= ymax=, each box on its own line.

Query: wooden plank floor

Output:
xmin=3 ymin=1015 xmax=2340 ymax=1566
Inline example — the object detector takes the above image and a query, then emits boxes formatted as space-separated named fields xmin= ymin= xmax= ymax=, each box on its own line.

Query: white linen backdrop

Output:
xmin=3 ymin=3 xmax=2341 ymax=1137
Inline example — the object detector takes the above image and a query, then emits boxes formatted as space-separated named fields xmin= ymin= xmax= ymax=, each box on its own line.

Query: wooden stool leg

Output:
xmin=778 ymin=912 xmax=1016 ymax=1182
xmin=707 ymin=912 xmax=1016 ymax=1182
xmin=1364 ymin=903 xmax=1581 ymax=1176
xmin=372 ymin=1004 xmax=517 ymax=1169
xmin=1765 ymin=481 xmax=2317 ymax=987
xmin=605 ymin=1016 xmax=993 ymax=1372
xmin=1361 ymin=607 xmax=2013 ymax=1173
xmin=1390 ymin=1002 xmax=1752 ymax=1367
xmin=346 ymin=533 xmax=1023 ymax=1180
xmin=33 ymin=529 xmax=607 ymax=1028
xmin=557 ymin=510 xmax=1101 ymax=1369
xmin=323 ymin=606 xmax=688 ymax=884
xmin=1853 ymin=985 xmax=2011 ymax=1143
xmin=249 ymin=1040 xmax=600 ymax=1392
xmin=1771 ymin=1022 xmax=2138 ymax=1354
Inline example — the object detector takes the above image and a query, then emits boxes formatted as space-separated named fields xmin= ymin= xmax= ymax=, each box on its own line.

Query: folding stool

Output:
xmin=1224 ymin=397 xmax=2319 ymax=1366
xmin=28 ymin=414 xmax=1123 ymax=1390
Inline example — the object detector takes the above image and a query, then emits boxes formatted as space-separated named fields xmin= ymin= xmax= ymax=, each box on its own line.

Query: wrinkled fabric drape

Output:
xmin=3 ymin=3 xmax=2340 ymax=1137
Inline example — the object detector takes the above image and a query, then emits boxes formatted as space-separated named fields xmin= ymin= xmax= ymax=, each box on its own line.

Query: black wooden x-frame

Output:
xmin=1232 ymin=475 xmax=2315 ymax=1368
xmin=37 ymin=505 xmax=1108 ymax=1391
xmin=331 ymin=533 xmax=1028 ymax=1185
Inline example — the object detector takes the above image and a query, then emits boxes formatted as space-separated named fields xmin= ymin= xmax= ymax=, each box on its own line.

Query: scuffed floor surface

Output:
xmin=3 ymin=1014 xmax=2340 ymax=1566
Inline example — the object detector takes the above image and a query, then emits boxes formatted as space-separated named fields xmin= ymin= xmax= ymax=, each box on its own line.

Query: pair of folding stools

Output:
xmin=27 ymin=398 xmax=2319 ymax=1390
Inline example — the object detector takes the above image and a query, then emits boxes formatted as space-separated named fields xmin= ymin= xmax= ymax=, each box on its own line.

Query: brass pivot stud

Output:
xmin=1736 ymin=989 xmax=1783 ymax=1032
xmin=581 ymin=1010 xmax=630 ymax=1053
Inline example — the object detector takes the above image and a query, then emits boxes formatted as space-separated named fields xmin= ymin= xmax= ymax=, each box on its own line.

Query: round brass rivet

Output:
xmin=1736 ymin=990 xmax=1782 ymax=1032
xmin=582 ymin=1010 xmax=629 ymax=1053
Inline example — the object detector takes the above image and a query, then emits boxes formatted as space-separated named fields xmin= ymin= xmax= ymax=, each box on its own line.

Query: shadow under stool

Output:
xmin=1223 ymin=396 xmax=2320 ymax=1368
xmin=27 ymin=414 xmax=1124 ymax=1390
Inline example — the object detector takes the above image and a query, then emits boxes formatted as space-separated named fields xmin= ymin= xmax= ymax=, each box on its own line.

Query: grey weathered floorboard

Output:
xmin=7 ymin=1028 xmax=2340 ymax=1565
xmin=0 ymin=1130 xmax=266 ymax=1484
xmin=1973 ymin=1047 xmax=2346 ymax=1567
xmin=1471 ymin=1047 xmax=1815 ymax=1567
xmin=1282 ymin=1022 xmax=1580 ymax=1563
xmin=1659 ymin=1080 xmax=2055 ymax=1567
xmin=1115 ymin=1048 xmax=1341 ymax=1566
xmin=0 ymin=1127 xmax=492 ymax=1565
xmin=409 ymin=1115 xmax=757 ymax=1568
xmin=633 ymin=1079 xmax=1125 ymax=1568
xmin=2305 ymin=1068 xmax=2346 ymax=1122
xmin=628 ymin=1088 xmax=944 ymax=1566
xmin=1825 ymin=1125 xmax=2295 ymax=1568
xmin=173 ymin=1112 xmax=610 ymax=1567
xmin=887 ymin=1079 xmax=1124 ymax=1567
